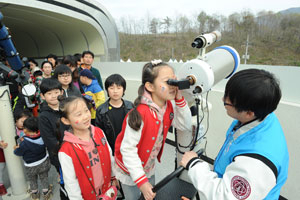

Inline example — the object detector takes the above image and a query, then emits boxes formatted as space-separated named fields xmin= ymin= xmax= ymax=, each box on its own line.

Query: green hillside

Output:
xmin=119 ymin=11 xmax=300 ymax=66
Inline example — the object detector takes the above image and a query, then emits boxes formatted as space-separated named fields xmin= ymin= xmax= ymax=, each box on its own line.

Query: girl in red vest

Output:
xmin=58 ymin=96 xmax=118 ymax=200
xmin=114 ymin=60 xmax=192 ymax=200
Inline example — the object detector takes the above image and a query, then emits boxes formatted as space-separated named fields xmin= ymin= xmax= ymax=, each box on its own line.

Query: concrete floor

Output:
xmin=2 ymin=143 xmax=178 ymax=200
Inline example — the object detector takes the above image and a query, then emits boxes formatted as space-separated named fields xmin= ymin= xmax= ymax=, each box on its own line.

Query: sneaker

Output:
xmin=0 ymin=184 xmax=7 ymax=196
xmin=42 ymin=184 xmax=53 ymax=200
xmin=30 ymin=191 xmax=40 ymax=200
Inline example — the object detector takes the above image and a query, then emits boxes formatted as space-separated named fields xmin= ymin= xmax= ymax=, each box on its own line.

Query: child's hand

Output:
xmin=20 ymin=137 xmax=24 ymax=142
xmin=140 ymin=182 xmax=155 ymax=200
xmin=0 ymin=141 xmax=8 ymax=149
xmin=13 ymin=145 xmax=19 ymax=150
xmin=175 ymin=87 xmax=183 ymax=100
xmin=111 ymin=179 xmax=120 ymax=189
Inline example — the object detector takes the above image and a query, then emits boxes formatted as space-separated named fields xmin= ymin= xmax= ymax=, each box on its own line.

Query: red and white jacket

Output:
xmin=59 ymin=125 xmax=115 ymax=200
xmin=114 ymin=97 xmax=192 ymax=188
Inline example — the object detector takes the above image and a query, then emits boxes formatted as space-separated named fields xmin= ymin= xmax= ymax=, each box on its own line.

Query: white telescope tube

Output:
xmin=177 ymin=46 xmax=240 ymax=102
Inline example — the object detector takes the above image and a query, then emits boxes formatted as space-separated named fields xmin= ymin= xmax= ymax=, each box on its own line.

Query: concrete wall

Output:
xmin=95 ymin=61 xmax=300 ymax=199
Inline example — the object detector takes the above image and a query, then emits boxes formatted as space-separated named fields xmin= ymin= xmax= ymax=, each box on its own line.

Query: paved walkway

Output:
xmin=2 ymin=144 xmax=177 ymax=200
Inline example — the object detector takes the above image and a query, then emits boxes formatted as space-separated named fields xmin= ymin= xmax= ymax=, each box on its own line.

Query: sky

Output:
xmin=99 ymin=0 xmax=300 ymax=20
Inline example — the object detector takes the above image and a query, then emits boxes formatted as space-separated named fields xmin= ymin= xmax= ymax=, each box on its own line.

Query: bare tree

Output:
xmin=197 ymin=11 xmax=208 ymax=33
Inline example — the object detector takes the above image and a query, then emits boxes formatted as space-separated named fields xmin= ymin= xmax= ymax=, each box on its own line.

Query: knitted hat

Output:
xmin=80 ymin=69 xmax=95 ymax=80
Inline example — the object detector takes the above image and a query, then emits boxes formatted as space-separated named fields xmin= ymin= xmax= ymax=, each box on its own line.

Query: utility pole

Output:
xmin=171 ymin=48 xmax=174 ymax=60
xmin=242 ymin=34 xmax=250 ymax=64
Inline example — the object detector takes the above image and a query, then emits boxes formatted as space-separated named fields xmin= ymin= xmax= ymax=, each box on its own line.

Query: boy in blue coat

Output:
xmin=14 ymin=117 xmax=52 ymax=200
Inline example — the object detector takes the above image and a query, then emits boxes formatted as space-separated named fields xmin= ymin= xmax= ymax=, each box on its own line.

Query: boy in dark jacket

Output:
xmin=95 ymin=74 xmax=133 ymax=154
xmin=38 ymin=78 xmax=69 ymax=199
xmin=14 ymin=117 xmax=52 ymax=200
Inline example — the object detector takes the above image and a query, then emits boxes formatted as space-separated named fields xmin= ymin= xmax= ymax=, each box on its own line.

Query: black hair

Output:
xmin=23 ymin=116 xmax=39 ymax=133
xmin=33 ymin=70 xmax=43 ymax=77
xmin=128 ymin=61 xmax=171 ymax=131
xmin=73 ymin=53 xmax=82 ymax=62
xmin=40 ymin=78 xmax=62 ymax=94
xmin=14 ymin=109 xmax=33 ymax=122
xmin=224 ymin=69 xmax=281 ymax=121
xmin=63 ymin=55 xmax=79 ymax=81
xmin=46 ymin=53 xmax=57 ymax=60
xmin=52 ymin=64 xmax=72 ymax=78
xmin=105 ymin=74 xmax=126 ymax=97
xmin=46 ymin=54 xmax=58 ymax=67
xmin=41 ymin=61 xmax=53 ymax=69
xmin=82 ymin=50 xmax=94 ymax=58
xmin=28 ymin=58 xmax=38 ymax=66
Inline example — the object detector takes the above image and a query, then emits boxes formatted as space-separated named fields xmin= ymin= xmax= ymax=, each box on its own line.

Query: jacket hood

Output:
xmin=24 ymin=136 xmax=44 ymax=145
xmin=63 ymin=125 xmax=96 ymax=146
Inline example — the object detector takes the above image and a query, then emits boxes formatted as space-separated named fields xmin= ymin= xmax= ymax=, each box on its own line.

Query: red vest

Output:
xmin=115 ymin=101 xmax=174 ymax=174
xmin=59 ymin=127 xmax=111 ymax=200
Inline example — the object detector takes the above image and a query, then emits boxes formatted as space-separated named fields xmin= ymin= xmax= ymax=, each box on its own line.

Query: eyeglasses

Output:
xmin=58 ymin=74 xmax=71 ymax=78
xmin=222 ymin=97 xmax=234 ymax=107
xmin=223 ymin=102 xmax=234 ymax=107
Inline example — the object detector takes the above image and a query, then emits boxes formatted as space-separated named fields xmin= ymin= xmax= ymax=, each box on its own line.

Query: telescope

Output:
xmin=191 ymin=31 xmax=221 ymax=49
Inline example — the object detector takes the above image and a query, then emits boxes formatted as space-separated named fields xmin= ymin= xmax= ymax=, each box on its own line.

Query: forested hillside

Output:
xmin=119 ymin=10 xmax=300 ymax=66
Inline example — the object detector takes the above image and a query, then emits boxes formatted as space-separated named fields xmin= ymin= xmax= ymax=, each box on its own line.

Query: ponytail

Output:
xmin=128 ymin=84 xmax=144 ymax=131
xmin=128 ymin=60 xmax=170 ymax=131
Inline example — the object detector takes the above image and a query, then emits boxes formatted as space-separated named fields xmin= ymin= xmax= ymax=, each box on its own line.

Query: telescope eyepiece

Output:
xmin=191 ymin=39 xmax=204 ymax=48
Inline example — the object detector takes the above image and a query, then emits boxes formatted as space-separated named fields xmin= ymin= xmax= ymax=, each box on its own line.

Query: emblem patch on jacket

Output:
xmin=169 ymin=112 xmax=174 ymax=120
xmin=231 ymin=175 xmax=251 ymax=199
xmin=101 ymin=137 xmax=106 ymax=146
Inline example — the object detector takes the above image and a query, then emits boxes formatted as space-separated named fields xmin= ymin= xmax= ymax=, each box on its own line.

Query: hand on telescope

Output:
xmin=175 ymin=85 xmax=183 ymax=100
xmin=180 ymin=151 xmax=198 ymax=168
xmin=140 ymin=181 xmax=156 ymax=200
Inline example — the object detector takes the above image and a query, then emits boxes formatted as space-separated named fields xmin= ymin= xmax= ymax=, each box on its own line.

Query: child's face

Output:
xmin=29 ymin=61 xmax=36 ymax=70
xmin=80 ymin=76 xmax=87 ymax=85
xmin=47 ymin=58 xmax=56 ymax=67
xmin=64 ymin=100 xmax=91 ymax=131
xmin=41 ymin=89 xmax=62 ymax=107
xmin=58 ymin=73 xmax=72 ymax=87
xmin=16 ymin=116 xmax=28 ymax=130
xmin=42 ymin=63 xmax=52 ymax=76
xmin=108 ymin=84 xmax=124 ymax=101
xmin=149 ymin=66 xmax=177 ymax=103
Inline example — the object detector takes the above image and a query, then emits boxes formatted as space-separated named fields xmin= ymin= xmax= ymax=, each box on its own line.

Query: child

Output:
xmin=14 ymin=117 xmax=52 ymax=200
xmin=38 ymin=78 xmax=69 ymax=199
xmin=95 ymin=74 xmax=133 ymax=154
xmin=114 ymin=60 xmax=192 ymax=200
xmin=80 ymin=69 xmax=105 ymax=125
xmin=58 ymin=96 xmax=118 ymax=200
xmin=41 ymin=61 xmax=53 ymax=78
xmin=53 ymin=64 xmax=81 ymax=98
xmin=14 ymin=109 xmax=33 ymax=139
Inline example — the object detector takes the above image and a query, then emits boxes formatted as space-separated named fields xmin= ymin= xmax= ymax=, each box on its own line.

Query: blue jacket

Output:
xmin=14 ymin=134 xmax=47 ymax=164
xmin=214 ymin=113 xmax=289 ymax=199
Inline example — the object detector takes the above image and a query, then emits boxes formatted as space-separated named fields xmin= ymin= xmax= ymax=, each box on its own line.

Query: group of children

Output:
xmin=1 ymin=59 xmax=193 ymax=200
